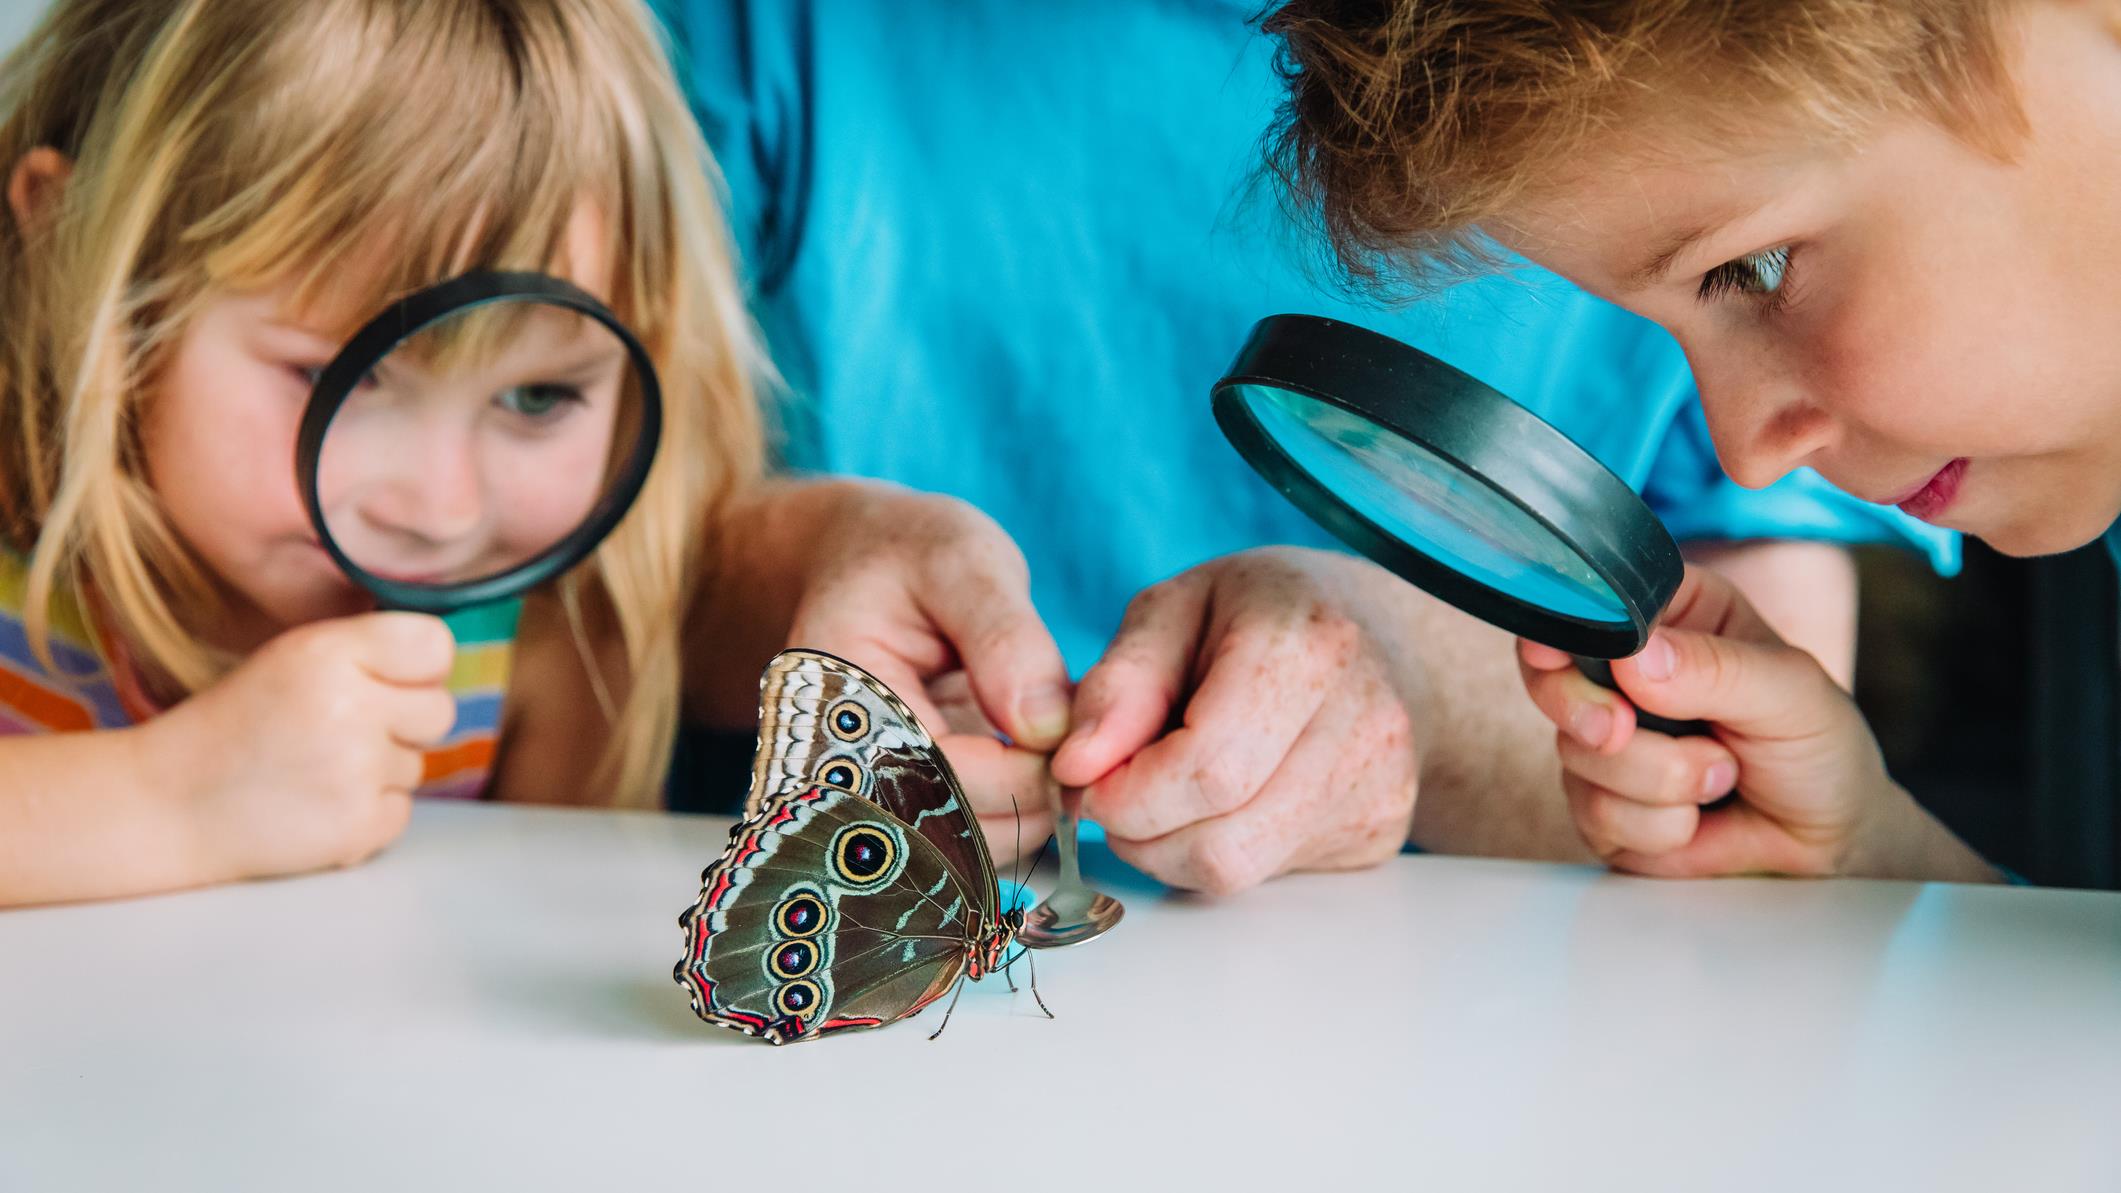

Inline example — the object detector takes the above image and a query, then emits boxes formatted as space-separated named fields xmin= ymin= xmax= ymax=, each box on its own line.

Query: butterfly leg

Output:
xmin=1002 ymin=947 xmax=1020 ymax=992
xmin=926 ymin=975 xmax=968 ymax=1042
xmin=1027 ymin=947 xmax=1054 ymax=1020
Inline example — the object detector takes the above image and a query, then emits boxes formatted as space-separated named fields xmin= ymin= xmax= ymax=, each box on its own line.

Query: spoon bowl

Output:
xmin=1015 ymin=786 xmax=1124 ymax=949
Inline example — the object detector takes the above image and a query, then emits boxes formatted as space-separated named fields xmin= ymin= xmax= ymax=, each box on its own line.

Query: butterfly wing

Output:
xmin=676 ymin=785 xmax=980 ymax=1044
xmin=745 ymin=649 xmax=999 ymax=923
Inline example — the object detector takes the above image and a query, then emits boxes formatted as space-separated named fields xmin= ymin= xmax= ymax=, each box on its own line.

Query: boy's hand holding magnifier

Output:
xmin=1519 ymin=567 xmax=1995 ymax=882
xmin=1211 ymin=314 xmax=1995 ymax=883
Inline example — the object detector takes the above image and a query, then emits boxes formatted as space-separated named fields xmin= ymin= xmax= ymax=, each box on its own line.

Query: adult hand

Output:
xmin=1051 ymin=547 xmax=1425 ymax=894
xmin=781 ymin=483 xmax=1070 ymax=858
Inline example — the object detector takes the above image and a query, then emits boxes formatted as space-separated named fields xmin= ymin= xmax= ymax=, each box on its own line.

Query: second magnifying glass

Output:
xmin=1213 ymin=314 xmax=1706 ymax=738
xmin=295 ymin=271 xmax=662 ymax=621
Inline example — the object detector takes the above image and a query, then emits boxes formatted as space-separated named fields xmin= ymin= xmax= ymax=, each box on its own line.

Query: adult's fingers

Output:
xmin=1049 ymin=575 xmax=1211 ymax=789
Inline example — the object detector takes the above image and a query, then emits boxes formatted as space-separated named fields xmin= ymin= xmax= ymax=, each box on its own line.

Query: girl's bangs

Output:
xmin=174 ymin=2 xmax=654 ymax=342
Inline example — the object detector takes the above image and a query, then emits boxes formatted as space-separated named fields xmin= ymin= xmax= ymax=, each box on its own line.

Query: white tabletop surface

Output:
xmin=2 ymin=800 xmax=2116 ymax=1192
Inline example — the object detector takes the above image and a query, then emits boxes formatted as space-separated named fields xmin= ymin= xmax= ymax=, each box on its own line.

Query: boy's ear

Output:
xmin=8 ymin=147 xmax=73 ymax=234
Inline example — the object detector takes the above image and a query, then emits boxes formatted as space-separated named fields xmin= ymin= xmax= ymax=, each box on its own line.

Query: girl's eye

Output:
xmin=1698 ymin=245 xmax=1793 ymax=303
xmin=292 ymin=364 xmax=377 ymax=390
xmin=497 ymin=383 xmax=582 ymax=420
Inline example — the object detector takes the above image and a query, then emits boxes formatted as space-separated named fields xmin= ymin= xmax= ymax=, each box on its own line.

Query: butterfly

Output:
xmin=675 ymin=648 xmax=1050 ymax=1044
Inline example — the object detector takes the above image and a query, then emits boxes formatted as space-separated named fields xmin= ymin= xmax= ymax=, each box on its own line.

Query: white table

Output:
xmin=3 ymin=802 xmax=2116 ymax=1192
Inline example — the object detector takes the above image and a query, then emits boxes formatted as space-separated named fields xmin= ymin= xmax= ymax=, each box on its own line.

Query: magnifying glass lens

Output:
xmin=1233 ymin=383 xmax=1627 ymax=623
xmin=1214 ymin=314 xmax=1703 ymax=737
xmin=310 ymin=294 xmax=649 ymax=601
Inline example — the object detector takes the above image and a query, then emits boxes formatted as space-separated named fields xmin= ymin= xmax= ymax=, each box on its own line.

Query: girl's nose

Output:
xmin=367 ymin=438 xmax=483 ymax=545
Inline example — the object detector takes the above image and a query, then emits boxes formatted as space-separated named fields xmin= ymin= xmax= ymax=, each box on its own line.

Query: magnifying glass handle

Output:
xmin=371 ymin=601 xmax=524 ymax=646
xmin=1569 ymin=656 xmax=1711 ymax=739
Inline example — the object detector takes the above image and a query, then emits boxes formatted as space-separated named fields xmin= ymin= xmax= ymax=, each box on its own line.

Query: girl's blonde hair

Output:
xmin=1261 ymin=0 xmax=2023 ymax=289
xmin=0 ymin=0 xmax=764 ymax=806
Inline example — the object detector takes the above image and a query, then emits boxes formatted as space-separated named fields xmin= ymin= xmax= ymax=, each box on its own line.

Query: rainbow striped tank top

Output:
xmin=0 ymin=548 xmax=517 ymax=800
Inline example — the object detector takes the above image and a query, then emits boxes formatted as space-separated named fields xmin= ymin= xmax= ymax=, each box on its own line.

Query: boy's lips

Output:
xmin=1887 ymin=458 xmax=1968 ymax=522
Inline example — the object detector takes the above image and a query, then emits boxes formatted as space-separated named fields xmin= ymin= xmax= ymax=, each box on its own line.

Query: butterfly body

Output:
xmin=676 ymin=649 xmax=1033 ymax=1044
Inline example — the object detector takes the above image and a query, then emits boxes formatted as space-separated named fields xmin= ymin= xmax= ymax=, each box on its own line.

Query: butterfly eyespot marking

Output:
xmin=776 ymin=892 xmax=828 ymax=938
xmin=768 ymin=939 xmax=819 ymax=980
xmin=776 ymin=979 xmax=823 ymax=1018
xmin=831 ymin=823 xmax=899 ymax=887
xmin=816 ymin=756 xmax=864 ymax=793
xmin=826 ymin=700 xmax=870 ymax=741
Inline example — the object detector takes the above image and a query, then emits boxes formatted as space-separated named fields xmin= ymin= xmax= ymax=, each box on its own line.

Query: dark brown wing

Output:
xmin=743 ymin=649 xmax=999 ymax=922
xmin=676 ymin=786 xmax=976 ymax=1044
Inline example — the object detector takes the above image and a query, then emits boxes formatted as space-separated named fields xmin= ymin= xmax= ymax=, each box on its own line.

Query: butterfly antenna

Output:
xmin=1001 ymin=829 xmax=1056 ymax=992
xmin=1021 ymin=833 xmax=1054 ymax=878
xmin=927 ymin=975 xmax=968 ymax=1042
xmin=1000 ymin=792 xmax=1027 ymax=992
xmin=1005 ymin=832 xmax=1047 ymax=895
xmin=1010 ymin=792 xmax=1026 ymax=896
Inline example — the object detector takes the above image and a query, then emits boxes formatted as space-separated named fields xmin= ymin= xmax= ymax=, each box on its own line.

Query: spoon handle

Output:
xmin=1056 ymin=786 xmax=1085 ymax=885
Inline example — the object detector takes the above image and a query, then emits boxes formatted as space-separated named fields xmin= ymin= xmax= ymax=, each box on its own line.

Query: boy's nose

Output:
xmin=1697 ymin=371 xmax=1840 ymax=491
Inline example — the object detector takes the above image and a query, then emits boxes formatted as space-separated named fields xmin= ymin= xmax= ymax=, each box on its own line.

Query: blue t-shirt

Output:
xmin=657 ymin=0 xmax=1957 ymax=671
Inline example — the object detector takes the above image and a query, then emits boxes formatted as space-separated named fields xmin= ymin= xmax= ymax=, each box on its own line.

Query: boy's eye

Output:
xmin=497 ymin=383 xmax=582 ymax=419
xmin=1699 ymin=245 xmax=1793 ymax=302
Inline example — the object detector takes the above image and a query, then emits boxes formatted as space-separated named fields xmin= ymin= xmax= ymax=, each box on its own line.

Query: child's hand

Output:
xmin=148 ymin=612 xmax=459 ymax=884
xmin=1517 ymin=566 xmax=1995 ymax=882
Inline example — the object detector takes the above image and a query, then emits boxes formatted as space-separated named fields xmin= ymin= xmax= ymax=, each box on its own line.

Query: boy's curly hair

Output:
xmin=1260 ymin=0 xmax=2021 ymax=289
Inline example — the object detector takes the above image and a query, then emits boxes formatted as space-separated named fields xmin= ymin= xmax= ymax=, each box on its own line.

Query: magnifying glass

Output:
xmin=1213 ymin=314 xmax=1705 ymax=738
xmin=294 ymin=271 xmax=662 ymax=618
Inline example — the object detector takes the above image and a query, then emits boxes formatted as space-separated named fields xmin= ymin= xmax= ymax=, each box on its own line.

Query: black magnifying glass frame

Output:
xmin=293 ymin=271 xmax=663 ymax=615
xmin=1212 ymin=313 xmax=1685 ymax=660
xmin=1215 ymin=314 xmax=1709 ymax=738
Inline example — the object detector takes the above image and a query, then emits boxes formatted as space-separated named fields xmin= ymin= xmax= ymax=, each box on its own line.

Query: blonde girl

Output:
xmin=0 ymin=0 xmax=764 ymax=904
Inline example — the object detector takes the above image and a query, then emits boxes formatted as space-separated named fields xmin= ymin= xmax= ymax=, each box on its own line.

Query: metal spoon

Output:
xmin=1015 ymin=785 xmax=1124 ymax=949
